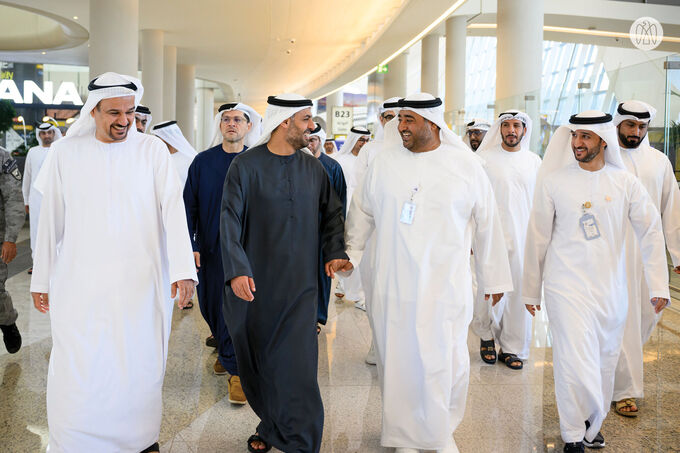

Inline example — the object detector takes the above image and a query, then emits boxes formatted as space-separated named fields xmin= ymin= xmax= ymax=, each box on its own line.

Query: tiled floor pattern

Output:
xmin=1 ymin=226 xmax=678 ymax=452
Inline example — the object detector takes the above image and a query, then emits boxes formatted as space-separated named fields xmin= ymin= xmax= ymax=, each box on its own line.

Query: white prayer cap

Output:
xmin=310 ymin=122 xmax=327 ymax=143
xmin=152 ymin=120 xmax=198 ymax=158
xmin=251 ymin=94 xmax=313 ymax=148
xmin=476 ymin=109 xmax=532 ymax=153
xmin=383 ymin=92 xmax=470 ymax=154
xmin=135 ymin=105 xmax=152 ymax=133
xmin=613 ymin=100 xmax=656 ymax=126
xmin=66 ymin=72 xmax=143 ymax=138
xmin=337 ymin=126 xmax=370 ymax=156
xmin=210 ymin=102 xmax=263 ymax=148
xmin=538 ymin=110 xmax=624 ymax=183
xmin=35 ymin=122 xmax=62 ymax=147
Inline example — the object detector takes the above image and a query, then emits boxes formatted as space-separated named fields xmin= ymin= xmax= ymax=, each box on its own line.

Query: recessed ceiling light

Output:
xmin=285 ymin=49 xmax=292 ymax=55
xmin=73 ymin=16 xmax=79 ymax=20
xmin=41 ymin=51 xmax=46 ymax=55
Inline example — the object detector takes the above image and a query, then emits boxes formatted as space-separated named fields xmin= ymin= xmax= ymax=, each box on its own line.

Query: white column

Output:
xmin=496 ymin=0 xmax=543 ymax=148
xmin=176 ymin=64 xmax=196 ymax=146
xmin=383 ymin=51 xmax=408 ymax=99
xmin=163 ymin=46 xmax=177 ymax=121
xmin=140 ymin=29 xmax=164 ymax=122
xmin=445 ymin=16 xmax=467 ymax=128
xmin=88 ymin=0 xmax=139 ymax=77
xmin=196 ymin=87 xmax=215 ymax=151
xmin=327 ymin=90 xmax=344 ymax=109
xmin=421 ymin=34 xmax=440 ymax=95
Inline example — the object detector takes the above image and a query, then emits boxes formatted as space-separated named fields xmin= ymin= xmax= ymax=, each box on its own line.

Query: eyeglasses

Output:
xmin=221 ymin=116 xmax=247 ymax=125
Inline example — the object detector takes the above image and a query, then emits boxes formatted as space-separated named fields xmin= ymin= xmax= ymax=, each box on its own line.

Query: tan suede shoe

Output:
xmin=228 ymin=375 xmax=247 ymax=405
xmin=213 ymin=359 xmax=228 ymax=375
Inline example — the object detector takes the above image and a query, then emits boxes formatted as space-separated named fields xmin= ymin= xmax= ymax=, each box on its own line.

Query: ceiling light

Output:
xmin=467 ymin=23 xmax=680 ymax=44
xmin=313 ymin=0 xmax=467 ymax=101
xmin=73 ymin=16 xmax=79 ymax=20
xmin=41 ymin=51 xmax=46 ymax=55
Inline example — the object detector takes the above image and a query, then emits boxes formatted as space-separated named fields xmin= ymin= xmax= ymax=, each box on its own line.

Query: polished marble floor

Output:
xmin=1 ymin=227 xmax=679 ymax=452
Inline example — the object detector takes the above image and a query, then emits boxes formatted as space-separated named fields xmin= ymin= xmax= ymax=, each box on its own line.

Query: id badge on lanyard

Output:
xmin=579 ymin=201 xmax=601 ymax=240
xmin=400 ymin=185 xmax=420 ymax=225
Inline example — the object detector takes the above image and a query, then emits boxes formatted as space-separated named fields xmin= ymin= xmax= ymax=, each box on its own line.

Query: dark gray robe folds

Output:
xmin=220 ymin=144 xmax=347 ymax=452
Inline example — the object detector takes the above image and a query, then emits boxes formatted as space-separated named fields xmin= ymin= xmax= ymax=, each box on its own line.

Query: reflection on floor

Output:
xmin=1 ymin=233 xmax=678 ymax=452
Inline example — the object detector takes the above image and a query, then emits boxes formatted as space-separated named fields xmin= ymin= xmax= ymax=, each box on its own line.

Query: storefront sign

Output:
xmin=0 ymin=80 xmax=83 ymax=105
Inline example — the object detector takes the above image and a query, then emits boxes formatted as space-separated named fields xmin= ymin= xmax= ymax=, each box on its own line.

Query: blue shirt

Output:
xmin=184 ymin=144 xmax=245 ymax=254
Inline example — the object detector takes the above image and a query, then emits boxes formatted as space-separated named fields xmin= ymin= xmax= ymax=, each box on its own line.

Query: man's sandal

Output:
xmin=480 ymin=339 xmax=497 ymax=364
xmin=498 ymin=351 xmax=523 ymax=370
xmin=247 ymin=433 xmax=271 ymax=452
xmin=614 ymin=398 xmax=638 ymax=417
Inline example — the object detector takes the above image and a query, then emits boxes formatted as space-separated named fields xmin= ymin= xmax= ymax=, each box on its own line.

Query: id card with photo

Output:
xmin=580 ymin=213 xmax=601 ymax=240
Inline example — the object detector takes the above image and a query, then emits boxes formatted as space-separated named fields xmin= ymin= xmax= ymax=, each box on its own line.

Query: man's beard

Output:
xmin=573 ymin=146 xmax=600 ymax=163
xmin=108 ymin=124 xmax=130 ymax=141
xmin=618 ymin=130 xmax=644 ymax=149
xmin=469 ymin=140 xmax=480 ymax=151
xmin=286 ymin=125 xmax=310 ymax=149
xmin=501 ymin=131 xmax=524 ymax=148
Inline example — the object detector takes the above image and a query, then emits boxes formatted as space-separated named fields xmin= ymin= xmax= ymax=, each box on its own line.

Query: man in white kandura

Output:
xmin=472 ymin=110 xmax=541 ymax=369
xmin=324 ymin=137 xmax=338 ymax=157
xmin=30 ymin=72 xmax=197 ymax=453
xmin=523 ymin=110 xmax=670 ymax=453
xmin=152 ymin=120 xmax=197 ymax=187
xmin=333 ymin=126 xmax=370 ymax=307
xmin=611 ymin=100 xmax=680 ymax=418
xmin=462 ymin=118 xmax=490 ymax=151
xmin=344 ymin=93 xmax=512 ymax=453
xmin=135 ymin=105 xmax=152 ymax=133
xmin=22 ymin=122 xmax=62 ymax=264
xmin=354 ymin=97 xmax=400 ymax=185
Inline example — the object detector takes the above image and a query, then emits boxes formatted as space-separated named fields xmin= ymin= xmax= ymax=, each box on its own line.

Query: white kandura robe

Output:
xmin=22 ymin=145 xmax=50 ymax=257
xmin=614 ymin=145 xmax=680 ymax=401
xmin=30 ymin=132 xmax=197 ymax=453
xmin=335 ymin=151 xmax=364 ymax=302
xmin=170 ymin=151 xmax=194 ymax=188
xmin=471 ymin=145 xmax=541 ymax=358
xmin=345 ymin=144 xmax=513 ymax=449
xmin=522 ymin=162 xmax=669 ymax=443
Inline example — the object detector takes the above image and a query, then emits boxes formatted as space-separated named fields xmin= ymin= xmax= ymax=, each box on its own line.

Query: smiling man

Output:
xmin=523 ymin=110 xmax=670 ymax=453
xmin=344 ymin=93 xmax=511 ymax=453
xmin=30 ymin=72 xmax=197 ymax=453
xmin=220 ymin=94 xmax=350 ymax=453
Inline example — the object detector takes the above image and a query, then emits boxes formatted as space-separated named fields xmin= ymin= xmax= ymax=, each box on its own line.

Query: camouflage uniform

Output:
xmin=0 ymin=148 xmax=25 ymax=326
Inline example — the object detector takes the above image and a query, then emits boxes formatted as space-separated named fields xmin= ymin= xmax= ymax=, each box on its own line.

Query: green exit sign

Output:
xmin=377 ymin=64 xmax=388 ymax=74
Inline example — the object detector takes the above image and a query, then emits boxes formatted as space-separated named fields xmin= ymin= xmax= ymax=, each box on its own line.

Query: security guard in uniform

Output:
xmin=0 ymin=146 xmax=26 ymax=353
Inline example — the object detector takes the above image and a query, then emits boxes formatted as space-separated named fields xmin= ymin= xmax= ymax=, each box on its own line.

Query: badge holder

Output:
xmin=400 ymin=185 xmax=420 ymax=225
xmin=579 ymin=201 xmax=601 ymax=241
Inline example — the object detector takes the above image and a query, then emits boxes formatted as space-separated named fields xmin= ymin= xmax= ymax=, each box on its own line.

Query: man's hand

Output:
xmin=231 ymin=275 xmax=256 ymax=302
xmin=32 ymin=292 xmax=49 ymax=313
xmin=1 ymin=242 xmax=17 ymax=264
xmin=325 ymin=259 xmax=352 ymax=279
xmin=484 ymin=293 xmax=503 ymax=306
xmin=651 ymin=297 xmax=669 ymax=314
xmin=24 ymin=205 xmax=29 ymax=214
xmin=673 ymin=266 xmax=680 ymax=275
xmin=193 ymin=252 xmax=201 ymax=269
xmin=525 ymin=304 xmax=541 ymax=316
xmin=172 ymin=279 xmax=196 ymax=309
